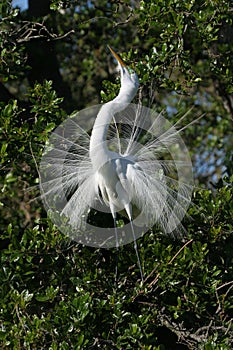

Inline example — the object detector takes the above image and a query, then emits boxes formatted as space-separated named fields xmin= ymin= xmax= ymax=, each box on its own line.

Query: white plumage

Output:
xmin=39 ymin=47 xmax=194 ymax=281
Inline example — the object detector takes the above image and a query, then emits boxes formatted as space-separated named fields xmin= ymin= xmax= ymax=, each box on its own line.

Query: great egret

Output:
xmin=39 ymin=47 xmax=194 ymax=282
xmin=89 ymin=47 xmax=143 ymax=279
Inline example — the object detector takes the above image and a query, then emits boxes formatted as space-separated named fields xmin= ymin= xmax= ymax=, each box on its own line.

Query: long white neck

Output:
xmin=89 ymin=85 xmax=137 ymax=169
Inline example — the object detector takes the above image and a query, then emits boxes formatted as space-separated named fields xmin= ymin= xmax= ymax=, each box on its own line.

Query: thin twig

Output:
xmin=168 ymin=238 xmax=193 ymax=265
xmin=147 ymin=239 xmax=193 ymax=288
xmin=216 ymin=280 xmax=233 ymax=291
xmin=8 ymin=20 xmax=75 ymax=43
xmin=29 ymin=141 xmax=40 ymax=177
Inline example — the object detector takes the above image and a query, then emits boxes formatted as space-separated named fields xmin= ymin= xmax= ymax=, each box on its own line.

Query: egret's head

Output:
xmin=108 ymin=46 xmax=139 ymax=95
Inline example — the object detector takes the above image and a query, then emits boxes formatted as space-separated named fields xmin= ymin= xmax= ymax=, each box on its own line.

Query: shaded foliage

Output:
xmin=0 ymin=0 xmax=233 ymax=349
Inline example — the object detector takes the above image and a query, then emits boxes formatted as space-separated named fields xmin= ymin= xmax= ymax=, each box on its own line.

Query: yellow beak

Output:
xmin=108 ymin=46 xmax=127 ymax=68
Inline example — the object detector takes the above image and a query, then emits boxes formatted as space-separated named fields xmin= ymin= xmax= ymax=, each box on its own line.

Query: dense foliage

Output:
xmin=0 ymin=0 xmax=232 ymax=349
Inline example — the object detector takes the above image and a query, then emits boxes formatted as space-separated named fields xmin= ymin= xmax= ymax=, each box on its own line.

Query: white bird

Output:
xmin=39 ymin=47 xmax=194 ymax=282
xmin=89 ymin=47 xmax=143 ymax=279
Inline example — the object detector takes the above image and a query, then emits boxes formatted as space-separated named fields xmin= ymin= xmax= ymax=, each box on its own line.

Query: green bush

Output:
xmin=0 ymin=1 xmax=232 ymax=349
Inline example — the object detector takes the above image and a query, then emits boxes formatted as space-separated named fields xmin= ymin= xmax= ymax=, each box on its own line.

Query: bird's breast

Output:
xmin=96 ymin=156 xmax=135 ymax=210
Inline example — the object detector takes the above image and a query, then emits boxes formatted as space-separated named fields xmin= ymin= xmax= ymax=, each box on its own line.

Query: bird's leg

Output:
xmin=113 ymin=216 xmax=119 ymax=285
xmin=109 ymin=203 xmax=119 ymax=284
xmin=125 ymin=204 xmax=144 ymax=283
xmin=129 ymin=220 xmax=144 ymax=283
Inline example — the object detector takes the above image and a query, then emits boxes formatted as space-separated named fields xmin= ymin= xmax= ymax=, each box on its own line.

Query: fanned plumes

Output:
xmin=39 ymin=47 xmax=196 ymax=284
xmin=39 ymin=103 xmax=194 ymax=247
